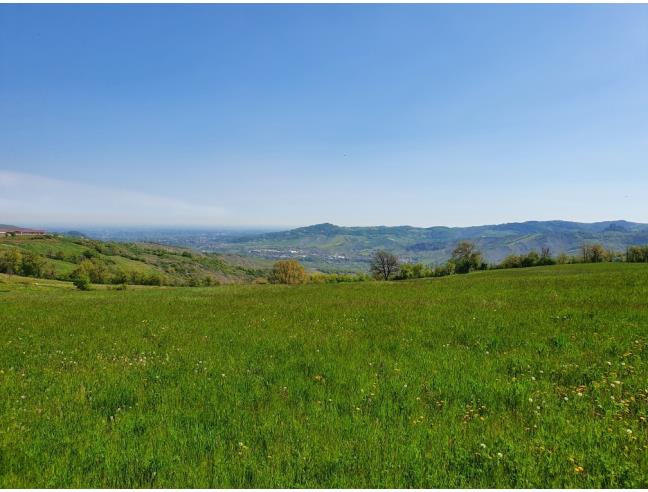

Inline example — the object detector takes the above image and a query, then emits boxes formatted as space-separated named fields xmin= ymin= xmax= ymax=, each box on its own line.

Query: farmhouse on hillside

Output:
xmin=0 ymin=226 xmax=46 ymax=236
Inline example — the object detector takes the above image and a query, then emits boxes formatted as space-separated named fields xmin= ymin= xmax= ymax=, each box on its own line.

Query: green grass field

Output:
xmin=1 ymin=264 xmax=647 ymax=487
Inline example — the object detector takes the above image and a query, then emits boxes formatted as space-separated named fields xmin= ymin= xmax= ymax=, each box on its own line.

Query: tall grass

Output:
xmin=0 ymin=263 xmax=647 ymax=487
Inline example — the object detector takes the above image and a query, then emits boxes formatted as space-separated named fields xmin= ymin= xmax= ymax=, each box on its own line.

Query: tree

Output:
xmin=520 ymin=251 xmax=540 ymax=268
xmin=70 ymin=260 xmax=94 ymax=290
xmin=0 ymin=249 xmax=22 ymax=275
xmin=370 ymin=250 xmax=400 ymax=280
xmin=500 ymin=254 xmax=521 ymax=269
xmin=582 ymin=244 xmax=607 ymax=263
xmin=451 ymin=241 xmax=483 ymax=274
xmin=269 ymin=260 xmax=307 ymax=284
xmin=87 ymin=260 xmax=108 ymax=283
xmin=73 ymin=274 xmax=91 ymax=291
xmin=627 ymin=245 xmax=648 ymax=263
xmin=21 ymin=252 xmax=45 ymax=277
xmin=538 ymin=247 xmax=555 ymax=266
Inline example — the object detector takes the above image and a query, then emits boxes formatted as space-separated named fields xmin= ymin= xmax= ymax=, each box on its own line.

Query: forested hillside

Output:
xmin=207 ymin=220 xmax=648 ymax=271
xmin=0 ymin=234 xmax=266 ymax=286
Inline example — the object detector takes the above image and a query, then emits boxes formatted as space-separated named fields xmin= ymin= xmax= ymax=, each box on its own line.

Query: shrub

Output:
xmin=73 ymin=275 xmax=91 ymax=291
xmin=538 ymin=247 xmax=555 ymax=266
xmin=20 ymin=252 xmax=45 ymax=277
xmin=434 ymin=262 xmax=455 ymax=277
xmin=0 ymin=249 xmax=23 ymax=275
xmin=269 ymin=260 xmax=307 ymax=285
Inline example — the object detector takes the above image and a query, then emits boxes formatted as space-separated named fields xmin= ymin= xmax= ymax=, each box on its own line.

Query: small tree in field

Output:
xmin=20 ymin=251 xmax=45 ymax=277
xmin=0 ymin=249 xmax=22 ymax=275
xmin=269 ymin=260 xmax=307 ymax=284
xmin=582 ymin=243 xmax=607 ymax=263
xmin=370 ymin=250 xmax=400 ymax=280
xmin=70 ymin=267 xmax=91 ymax=290
xmin=71 ymin=260 xmax=93 ymax=290
xmin=450 ymin=241 xmax=483 ymax=274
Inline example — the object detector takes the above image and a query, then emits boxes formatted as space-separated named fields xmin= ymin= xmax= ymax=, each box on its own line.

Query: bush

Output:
xmin=73 ymin=275 xmax=91 ymax=291
xmin=498 ymin=249 xmax=555 ymax=270
xmin=434 ymin=262 xmax=455 ymax=277
xmin=0 ymin=249 xmax=23 ymax=275
xmin=309 ymin=272 xmax=369 ymax=283
xmin=21 ymin=252 xmax=45 ymax=277
xmin=395 ymin=263 xmax=433 ymax=280
xmin=269 ymin=260 xmax=307 ymax=284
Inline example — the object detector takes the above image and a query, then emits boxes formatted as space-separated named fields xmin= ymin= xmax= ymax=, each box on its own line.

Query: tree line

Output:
xmin=367 ymin=241 xmax=648 ymax=281
xmin=5 ymin=240 xmax=648 ymax=287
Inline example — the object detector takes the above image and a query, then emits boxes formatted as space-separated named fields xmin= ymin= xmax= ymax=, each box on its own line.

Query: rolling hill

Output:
xmin=0 ymin=233 xmax=267 ymax=286
xmin=207 ymin=220 xmax=648 ymax=272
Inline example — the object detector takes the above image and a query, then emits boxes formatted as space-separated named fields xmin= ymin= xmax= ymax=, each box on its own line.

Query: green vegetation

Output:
xmin=211 ymin=220 xmax=648 ymax=272
xmin=627 ymin=245 xmax=648 ymax=263
xmin=369 ymin=250 xmax=400 ymax=280
xmin=1 ymin=263 xmax=647 ymax=487
xmin=268 ymin=259 xmax=307 ymax=285
xmin=0 ymin=235 xmax=265 ymax=286
xmin=387 ymin=241 xmax=648 ymax=282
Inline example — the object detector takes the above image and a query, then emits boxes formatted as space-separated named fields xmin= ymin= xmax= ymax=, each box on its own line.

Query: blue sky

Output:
xmin=1 ymin=4 xmax=648 ymax=228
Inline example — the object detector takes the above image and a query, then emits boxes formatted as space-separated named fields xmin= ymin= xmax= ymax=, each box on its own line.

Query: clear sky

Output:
xmin=1 ymin=4 xmax=648 ymax=228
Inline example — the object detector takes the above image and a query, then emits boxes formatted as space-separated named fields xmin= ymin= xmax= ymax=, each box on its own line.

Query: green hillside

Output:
xmin=208 ymin=220 xmax=648 ymax=272
xmin=1 ymin=263 xmax=647 ymax=487
xmin=0 ymin=234 xmax=266 ymax=286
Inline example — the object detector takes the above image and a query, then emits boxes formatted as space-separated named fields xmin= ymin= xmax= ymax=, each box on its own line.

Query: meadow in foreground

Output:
xmin=1 ymin=264 xmax=647 ymax=487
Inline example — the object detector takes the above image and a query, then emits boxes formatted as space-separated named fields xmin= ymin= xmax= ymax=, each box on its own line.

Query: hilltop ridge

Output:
xmin=205 ymin=219 xmax=648 ymax=272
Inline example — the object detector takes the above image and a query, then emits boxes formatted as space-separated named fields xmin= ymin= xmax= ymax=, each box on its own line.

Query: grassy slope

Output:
xmin=0 ymin=235 xmax=264 ymax=284
xmin=1 ymin=264 xmax=647 ymax=487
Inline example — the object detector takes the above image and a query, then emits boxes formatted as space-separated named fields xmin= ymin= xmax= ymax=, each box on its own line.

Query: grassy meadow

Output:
xmin=1 ymin=263 xmax=647 ymax=487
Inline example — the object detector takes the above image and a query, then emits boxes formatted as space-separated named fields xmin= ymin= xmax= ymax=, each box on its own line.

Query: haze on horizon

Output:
xmin=1 ymin=4 xmax=648 ymax=229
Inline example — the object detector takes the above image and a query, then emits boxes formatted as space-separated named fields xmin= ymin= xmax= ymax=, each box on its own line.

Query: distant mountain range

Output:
xmin=207 ymin=220 xmax=648 ymax=272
